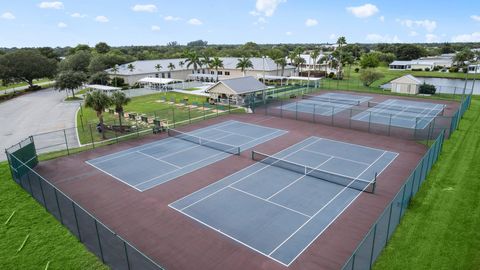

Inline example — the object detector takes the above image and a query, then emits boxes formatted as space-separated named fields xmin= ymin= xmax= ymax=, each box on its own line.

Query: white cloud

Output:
xmin=253 ymin=0 xmax=286 ymax=17
xmin=132 ymin=4 xmax=157 ymax=13
xmin=187 ymin=18 xmax=202 ymax=25
xmin=1 ymin=12 xmax=15 ymax=20
xmin=151 ymin=25 xmax=160 ymax=31
xmin=305 ymin=18 xmax=318 ymax=27
xmin=164 ymin=15 xmax=181 ymax=21
xmin=346 ymin=3 xmax=379 ymax=18
xmin=452 ymin=32 xmax=480 ymax=42
xmin=57 ymin=22 xmax=67 ymax=28
xmin=409 ymin=31 xmax=418 ymax=36
xmin=95 ymin=15 xmax=109 ymax=23
xmin=425 ymin=34 xmax=439 ymax=43
xmin=379 ymin=15 xmax=385 ymax=22
xmin=286 ymin=31 xmax=293 ymax=36
xmin=471 ymin=15 xmax=480 ymax=22
xmin=71 ymin=12 xmax=87 ymax=18
xmin=253 ymin=17 xmax=267 ymax=25
xmin=366 ymin=34 xmax=401 ymax=43
xmin=398 ymin=19 xmax=437 ymax=32
xmin=38 ymin=1 xmax=64 ymax=9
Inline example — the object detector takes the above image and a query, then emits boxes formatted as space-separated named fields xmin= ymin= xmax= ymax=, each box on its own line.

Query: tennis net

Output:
xmin=168 ymin=129 xmax=241 ymax=155
xmin=368 ymin=102 xmax=445 ymax=115
xmin=302 ymin=94 xmax=361 ymax=106
xmin=251 ymin=151 xmax=375 ymax=193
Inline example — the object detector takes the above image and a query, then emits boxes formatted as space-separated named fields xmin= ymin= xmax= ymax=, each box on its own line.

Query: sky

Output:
xmin=0 ymin=0 xmax=479 ymax=47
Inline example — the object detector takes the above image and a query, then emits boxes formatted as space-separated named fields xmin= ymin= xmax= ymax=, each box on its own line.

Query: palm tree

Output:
xmin=319 ymin=55 xmax=329 ymax=77
xmin=154 ymin=64 xmax=163 ymax=72
xmin=127 ymin=63 xmax=135 ymax=72
xmin=288 ymin=52 xmax=298 ymax=74
xmin=179 ymin=61 xmax=185 ymax=69
xmin=184 ymin=50 xmax=202 ymax=73
xmin=84 ymin=91 xmax=112 ymax=139
xmin=111 ymin=64 xmax=119 ymax=87
xmin=336 ymin=36 xmax=347 ymax=78
xmin=202 ymin=54 xmax=212 ymax=67
xmin=168 ymin=62 xmax=175 ymax=71
xmin=110 ymin=91 xmax=131 ymax=131
xmin=310 ymin=49 xmax=320 ymax=71
xmin=293 ymin=56 xmax=306 ymax=74
xmin=236 ymin=57 xmax=253 ymax=76
xmin=209 ymin=57 xmax=224 ymax=81
xmin=276 ymin=58 xmax=287 ymax=76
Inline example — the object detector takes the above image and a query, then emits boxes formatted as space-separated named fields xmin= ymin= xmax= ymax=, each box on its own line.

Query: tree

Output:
xmin=310 ymin=49 xmax=320 ymax=71
xmin=419 ymin=83 xmax=436 ymax=94
xmin=335 ymin=36 xmax=347 ymax=78
xmin=209 ymin=57 xmax=224 ymax=81
xmin=111 ymin=65 xmax=119 ymax=87
xmin=396 ymin=44 xmax=427 ymax=60
xmin=110 ymin=91 xmax=131 ymax=130
xmin=59 ymin=50 xmax=92 ymax=73
xmin=68 ymin=44 xmax=91 ymax=55
xmin=0 ymin=49 xmax=57 ymax=88
xmin=359 ymin=69 xmax=384 ymax=86
xmin=154 ymin=64 xmax=163 ymax=72
xmin=37 ymin=47 xmax=59 ymax=61
xmin=276 ymin=58 xmax=287 ymax=76
xmin=84 ymin=91 xmax=112 ymax=139
xmin=168 ymin=62 xmax=175 ymax=71
xmin=359 ymin=53 xmax=380 ymax=69
xmin=95 ymin=42 xmax=111 ymax=54
xmin=55 ymin=71 xmax=87 ymax=98
xmin=293 ymin=56 xmax=306 ymax=73
xmin=187 ymin=40 xmax=208 ymax=47
xmin=453 ymin=49 xmax=474 ymax=67
xmin=89 ymin=71 xmax=110 ymax=85
xmin=178 ymin=61 xmax=185 ymax=69
xmin=268 ymin=48 xmax=285 ymax=75
xmin=184 ymin=50 xmax=202 ymax=72
xmin=202 ymin=54 xmax=212 ymax=67
xmin=236 ymin=57 xmax=253 ymax=76
xmin=127 ymin=63 xmax=135 ymax=72
xmin=88 ymin=55 xmax=107 ymax=74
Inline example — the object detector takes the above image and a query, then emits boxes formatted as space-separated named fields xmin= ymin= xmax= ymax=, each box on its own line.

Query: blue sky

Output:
xmin=0 ymin=0 xmax=479 ymax=47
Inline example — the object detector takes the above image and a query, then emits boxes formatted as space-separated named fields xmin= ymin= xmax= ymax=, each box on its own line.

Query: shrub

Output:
xmin=411 ymin=68 xmax=423 ymax=71
xmin=111 ymin=77 xmax=125 ymax=86
xmin=359 ymin=69 xmax=384 ymax=86
xmin=419 ymin=83 xmax=436 ymax=94
xmin=354 ymin=67 xmax=360 ymax=73
xmin=449 ymin=66 xmax=459 ymax=73
xmin=328 ymin=72 xmax=335 ymax=78
xmin=424 ymin=68 xmax=430 ymax=71
xmin=433 ymin=66 xmax=440 ymax=71
xmin=26 ymin=85 xmax=42 ymax=91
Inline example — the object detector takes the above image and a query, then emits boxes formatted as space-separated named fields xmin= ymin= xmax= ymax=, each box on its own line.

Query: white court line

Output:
xmin=266 ymin=156 xmax=334 ymax=201
xmin=212 ymin=128 xmax=256 ymax=140
xmin=268 ymin=151 xmax=388 ymax=258
xmin=85 ymin=161 xmax=143 ymax=192
xmin=229 ymin=186 xmax=311 ymax=218
xmin=178 ymin=138 xmax=322 ymax=211
xmin=301 ymin=149 xmax=371 ymax=166
xmin=136 ymin=151 xmax=182 ymax=169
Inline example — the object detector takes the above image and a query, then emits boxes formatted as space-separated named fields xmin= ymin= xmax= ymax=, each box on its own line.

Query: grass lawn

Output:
xmin=0 ymin=162 xmax=106 ymax=270
xmin=374 ymin=97 xmax=480 ymax=270
xmin=0 ymin=79 xmax=52 ymax=91
xmin=183 ymin=87 xmax=201 ymax=91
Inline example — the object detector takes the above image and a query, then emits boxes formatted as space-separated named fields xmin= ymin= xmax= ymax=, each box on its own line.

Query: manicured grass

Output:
xmin=184 ymin=87 xmax=201 ymax=91
xmin=0 ymin=162 xmax=106 ymax=270
xmin=0 ymin=79 xmax=52 ymax=91
xmin=374 ymin=97 xmax=480 ymax=270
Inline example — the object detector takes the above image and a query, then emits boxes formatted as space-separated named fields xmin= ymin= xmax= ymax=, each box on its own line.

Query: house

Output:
xmin=105 ymin=57 xmax=296 ymax=86
xmin=390 ymin=75 xmax=422 ymax=94
xmin=468 ymin=64 xmax=480 ymax=74
xmin=205 ymin=76 xmax=268 ymax=105
xmin=389 ymin=54 xmax=454 ymax=71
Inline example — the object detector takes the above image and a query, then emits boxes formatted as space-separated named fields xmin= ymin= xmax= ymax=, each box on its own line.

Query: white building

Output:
xmin=390 ymin=74 xmax=422 ymax=94
xmin=105 ymin=57 xmax=296 ymax=86
xmin=389 ymin=54 xmax=453 ymax=71
xmin=468 ymin=64 xmax=480 ymax=74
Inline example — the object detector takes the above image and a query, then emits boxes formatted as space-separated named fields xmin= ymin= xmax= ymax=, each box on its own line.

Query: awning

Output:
xmin=138 ymin=77 xmax=183 ymax=84
xmin=86 ymin=84 xmax=121 ymax=92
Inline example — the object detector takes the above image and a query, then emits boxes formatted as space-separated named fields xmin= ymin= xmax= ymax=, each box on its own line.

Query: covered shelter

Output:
xmin=286 ymin=76 xmax=321 ymax=88
xmin=390 ymin=74 xmax=422 ymax=95
xmin=85 ymin=84 xmax=121 ymax=94
xmin=187 ymin=73 xmax=218 ymax=82
xmin=256 ymin=74 xmax=321 ymax=88
xmin=138 ymin=77 xmax=184 ymax=91
xmin=205 ymin=76 xmax=268 ymax=106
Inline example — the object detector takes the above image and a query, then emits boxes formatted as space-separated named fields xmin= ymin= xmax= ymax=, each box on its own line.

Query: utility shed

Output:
xmin=390 ymin=74 xmax=422 ymax=94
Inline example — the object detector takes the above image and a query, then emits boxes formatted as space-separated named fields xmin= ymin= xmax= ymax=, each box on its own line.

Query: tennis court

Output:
xmin=170 ymin=136 xmax=398 ymax=266
xmin=352 ymin=99 xmax=445 ymax=129
xmin=86 ymin=120 xmax=287 ymax=191
xmin=278 ymin=93 xmax=371 ymax=116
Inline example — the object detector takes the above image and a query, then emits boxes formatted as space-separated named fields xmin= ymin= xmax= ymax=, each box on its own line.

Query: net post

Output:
xmin=372 ymin=172 xmax=377 ymax=194
xmin=349 ymin=108 xmax=352 ymax=129
xmin=312 ymin=104 xmax=316 ymax=122
xmin=413 ymin=117 xmax=419 ymax=139
xmin=368 ymin=111 xmax=372 ymax=133
xmin=89 ymin=124 xmax=95 ymax=149
xmin=295 ymin=102 xmax=298 ymax=120
xmin=172 ymin=107 xmax=176 ymax=128
xmin=188 ymin=106 xmax=191 ymax=124
xmin=280 ymin=98 xmax=283 ymax=118
xmin=331 ymin=106 xmax=334 ymax=126
xmin=251 ymin=151 xmax=254 ymax=160
xmin=63 ymin=129 xmax=70 ymax=155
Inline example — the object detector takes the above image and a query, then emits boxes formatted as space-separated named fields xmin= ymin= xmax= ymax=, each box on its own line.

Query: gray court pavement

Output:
xmin=0 ymin=88 xmax=80 ymax=160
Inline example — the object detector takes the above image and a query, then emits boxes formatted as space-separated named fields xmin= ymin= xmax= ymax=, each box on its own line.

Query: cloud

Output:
xmin=346 ymin=3 xmax=379 ymax=18
xmin=95 ymin=15 xmax=109 ymax=23
xmin=379 ymin=15 xmax=385 ymax=22
xmin=164 ymin=15 xmax=181 ymax=21
xmin=253 ymin=17 xmax=267 ymax=25
xmin=471 ymin=15 xmax=480 ymax=22
xmin=187 ymin=18 xmax=202 ymax=25
xmin=409 ymin=31 xmax=418 ymax=36
xmin=398 ymin=19 xmax=437 ymax=32
xmin=38 ymin=1 xmax=64 ymax=9
xmin=305 ymin=18 xmax=318 ymax=27
xmin=1 ymin=12 xmax=15 ymax=20
xmin=366 ymin=34 xmax=401 ymax=43
xmin=132 ymin=4 xmax=157 ymax=13
xmin=286 ymin=31 xmax=293 ymax=36
xmin=252 ymin=0 xmax=286 ymax=17
xmin=57 ymin=22 xmax=67 ymax=28
xmin=452 ymin=32 xmax=480 ymax=42
xmin=425 ymin=34 xmax=438 ymax=43
xmin=151 ymin=25 xmax=160 ymax=31
xmin=71 ymin=12 xmax=87 ymax=18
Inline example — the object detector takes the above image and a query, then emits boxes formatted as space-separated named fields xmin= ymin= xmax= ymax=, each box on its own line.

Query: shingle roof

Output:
xmin=106 ymin=57 xmax=294 ymax=75
xmin=391 ymin=74 xmax=422 ymax=84
xmin=208 ymin=76 xmax=267 ymax=94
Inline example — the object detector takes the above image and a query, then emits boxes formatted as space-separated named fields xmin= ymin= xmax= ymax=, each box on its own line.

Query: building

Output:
xmin=468 ymin=64 xmax=480 ymax=74
xmin=105 ymin=57 xmax=296 ymax=86
xmin=205 ymin=76 xmax=268 ymax=105
xmin=390 ymin=74 xmax=422 ymax=94
xmin=389 ymin=54 xmax=453 ymax=71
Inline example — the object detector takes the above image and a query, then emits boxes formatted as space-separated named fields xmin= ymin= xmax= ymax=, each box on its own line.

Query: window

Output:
xmin=155 ymin=73 xmax=159 ymax=78
xmin=161 ymin=73 xmax=165 ymax=78
xmin=218 ymin=71 xmax=223 ymax=75
xmin=168 ymin=72 xmax=171 ymax=78
xmin=202 ymin=69 xmax=205 ymax=74
xmin=225 ymin=71 xmax=230 ymax=76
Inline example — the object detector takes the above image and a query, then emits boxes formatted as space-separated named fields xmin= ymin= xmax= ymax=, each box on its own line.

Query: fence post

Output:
xmin=349 ymin=108 xmax=352 ymax=129
xmin=413 ymin=117 xmax=419 ymax=140
xmin=72 ymin=202 xmax=82 ymax=242
xmin=331 ymin=106 xmax=334 ymax=126
xmin=172 ymin=107 xmax=176 ymax=128
xmin=313 ymin=104 xmax=316 ymax=123
xmin=94 ymin=220 xmax=105 ymax=263
xmin=54 ymin=189 xmax=64 ymax=225
xmin=188 ymin=106 xmax=191 ymax=124
xmin=369 ymin=224 xmax=378 ymax=268
xmin=203 ymin=103 xmax=206 ymax=120
xmin=62 ymin=129 xmax=70 ymax=155
xmin=295 ymin=102 xmax=298 ymax=120
xmin=385 ymin=203 xmax=393 ymax=244
xmin=368 ymin=111 xmax=372 ymax=133
xmin=388 ymin=114 xmax=392 ymax=136
xmin=123 ymin=242 xmax=131 ymax=270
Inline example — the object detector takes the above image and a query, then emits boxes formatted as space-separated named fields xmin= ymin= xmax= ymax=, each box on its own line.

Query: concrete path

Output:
xmin=0 ymin=88 xmax=80 ymax=160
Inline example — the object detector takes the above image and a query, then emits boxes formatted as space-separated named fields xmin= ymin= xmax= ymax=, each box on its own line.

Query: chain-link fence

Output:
xmin=5 ymin=140 xmax=164 ymax=270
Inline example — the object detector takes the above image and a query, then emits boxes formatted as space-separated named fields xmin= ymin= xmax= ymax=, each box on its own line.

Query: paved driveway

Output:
xmin=0 ymin=88 xmax=80 ymax=160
